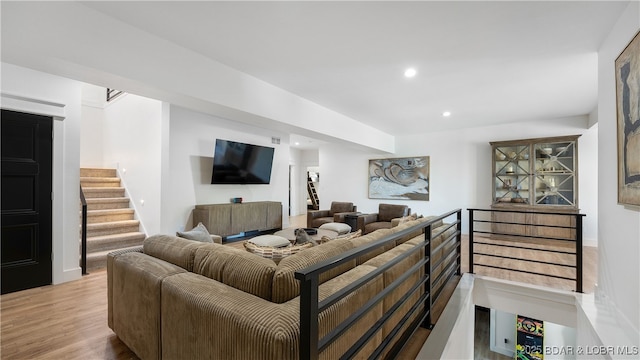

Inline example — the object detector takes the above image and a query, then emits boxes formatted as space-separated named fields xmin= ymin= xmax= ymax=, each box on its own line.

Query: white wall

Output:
xmin=163 ymin=105 xmax=290 ymax=234
xmin=595 ymin=0 xmax=640 ymax=335
xmin=102 ymin=94 xmax=164 ymax=235
xmin=80 ymin=83 xmax=105 ymax=167
xmin=319 ymin=116 xmax=599 ymax=241
xmin=1 ymin=63 xmax=82 ymax=284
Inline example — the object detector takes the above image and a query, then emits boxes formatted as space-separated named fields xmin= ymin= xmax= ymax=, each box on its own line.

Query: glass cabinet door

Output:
xmin=533 ymin=140 xmax=576 ymax=206
xmin=494 ymin=144 xmax=530 ymax=204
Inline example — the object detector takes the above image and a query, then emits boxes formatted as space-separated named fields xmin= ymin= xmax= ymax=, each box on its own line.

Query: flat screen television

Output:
xmin=211 ymin=139 xmax=275 ymax=184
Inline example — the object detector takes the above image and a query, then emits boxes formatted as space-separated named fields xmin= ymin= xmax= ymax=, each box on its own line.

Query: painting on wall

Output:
xmin=368 ymin=156 xmax=429 ymax=201
xmin=615 ymin=30 xmax=640 ymax=207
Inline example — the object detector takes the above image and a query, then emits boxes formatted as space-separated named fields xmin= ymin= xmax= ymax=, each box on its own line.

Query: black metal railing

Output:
xmin=80 ymin=185 xmax=88 ymax=275
xmin=106 ymin=88 xmax=124 ymax=102
xmin=467 ymin=208 xmax=585 ymax=293
xmin=295 ymin=209 xmax=462 ymax=360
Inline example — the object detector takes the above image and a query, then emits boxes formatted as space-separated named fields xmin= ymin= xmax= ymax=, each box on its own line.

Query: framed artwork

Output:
xmin=615 ymin=30 xmax=640 ymax=206
xmin=368 ymin=156 xmax=429 ymax=200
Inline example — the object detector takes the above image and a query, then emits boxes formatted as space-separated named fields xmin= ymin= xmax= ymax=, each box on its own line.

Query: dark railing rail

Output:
xmin=106 ymin=88 xmax=124 ymax=102
xmin=467 ymin=208 xmax=585 ymax=293
xmin=295 ymin=209 xmax=462 ymax=360
xmin=80 ymin=185 xmax=88 ymax=275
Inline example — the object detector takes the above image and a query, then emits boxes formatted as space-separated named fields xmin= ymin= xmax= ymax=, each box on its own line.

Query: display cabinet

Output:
xmin=490 ymin=135 xmax=580 ymax=240
xmin=491 ymin=135 xmax=580 ymax=209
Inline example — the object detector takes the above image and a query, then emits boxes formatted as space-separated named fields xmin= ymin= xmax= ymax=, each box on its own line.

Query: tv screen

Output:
xmin=211 ymin=139 xmax=275 ymax=184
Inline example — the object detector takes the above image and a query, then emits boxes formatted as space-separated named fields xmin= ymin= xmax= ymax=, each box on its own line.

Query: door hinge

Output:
xmin=51 ymin=192 xmax=54 ymax=201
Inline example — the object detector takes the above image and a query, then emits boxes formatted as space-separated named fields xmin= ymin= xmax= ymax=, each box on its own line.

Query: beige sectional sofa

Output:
xmin=107 ymin=215 xmax=458 ymax=360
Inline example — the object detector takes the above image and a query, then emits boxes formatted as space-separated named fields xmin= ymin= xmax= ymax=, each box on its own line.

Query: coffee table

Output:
xmin=273 ymin=228 xmax=339 ymax=243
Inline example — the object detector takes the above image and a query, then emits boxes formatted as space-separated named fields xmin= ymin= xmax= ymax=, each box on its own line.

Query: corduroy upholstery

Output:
xmin=143 ymin=234 xmax=204 ymax=271
xmin=107 ymin=245 xmax=142 ymax=330
xmin=112 ymin=252 xmax=188 ymax=360
xmin=193 ymin=243 xmax=278 ymax=301
xmin=108 ymin=215 xmax=452 ymax=360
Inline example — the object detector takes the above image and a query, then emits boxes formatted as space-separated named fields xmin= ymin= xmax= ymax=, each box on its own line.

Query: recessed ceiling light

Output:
xmin=404 ymin=68 xmax=417 ymax=78
xmin=442 ymin=111 xmax=452 ymax=117
xmin=295 ymin=142 xmax=300 ymax=146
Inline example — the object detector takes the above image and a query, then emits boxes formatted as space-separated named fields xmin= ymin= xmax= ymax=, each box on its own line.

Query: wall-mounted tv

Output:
xmin=211 ymin=139 xmax=275 ymax=184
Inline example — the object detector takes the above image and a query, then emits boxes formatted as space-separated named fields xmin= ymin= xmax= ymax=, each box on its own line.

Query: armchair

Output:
xmin=357 ymin=204 xmax=411 ymax=234
xmin=307 ymin=201 xmax=357 ymax=228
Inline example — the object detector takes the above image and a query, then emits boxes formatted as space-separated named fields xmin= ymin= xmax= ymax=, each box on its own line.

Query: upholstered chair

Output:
xmin=307 ymin=201 xmax=358 ymax=228
xmin=357 ymin=204 xmax=410 ymax=234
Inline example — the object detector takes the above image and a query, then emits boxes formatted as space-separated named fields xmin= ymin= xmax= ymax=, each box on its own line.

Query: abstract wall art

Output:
xmin=615 ymin=30 xmax=640 ymax=207
xmin=368 ymin=156 xmax=429 ymax=201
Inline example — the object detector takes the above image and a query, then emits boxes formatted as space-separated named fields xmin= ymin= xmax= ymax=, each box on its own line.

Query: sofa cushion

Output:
xmin=143 ymin=235 xmax=206 ymax=272
xmin=319 ymin=222 xmax=352 ymax=235
xmin=346 ymin=228 xmax=396 ymax=265
xmin=364 ymin=221 xmax=393 ymax=234
xmin=272 ymin=239 xmax=357 ymax=303
xmin=193 ymin=243 xmax=278 ymax=301
xmin=176 ymin=222 xmax=213 ymax=243
xmin=248 ymin=234 xmax=291 ymax=248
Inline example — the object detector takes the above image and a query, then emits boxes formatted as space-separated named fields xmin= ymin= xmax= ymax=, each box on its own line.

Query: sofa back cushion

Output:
xmin=193 ymin=244 xmax=277 ymax=301
xmin=143 ymin=235 xmax=206 ymax=272
xmin=345 ymin=228 xmax=396 ymax=265
xmin=272 ymin=239 xmax=356 ymax=303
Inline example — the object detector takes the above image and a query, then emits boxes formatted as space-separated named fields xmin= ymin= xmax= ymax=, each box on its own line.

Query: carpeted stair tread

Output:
xmin=85 ymin=198 xmax=130 ymax=210
xmin=82 ymin=187 xmax=126 ymax=199
xmin=80 ymin=168 xmax=117 ymax=178
xmin=86 ymin=220 xmax=140 ymax=237
xmin=87 ymin=245 xmax=143 ymax=271
xmin=85 ymin=209 xmax=135 ymax=224
xmin=80 ymin=177 xmax=121 ymax=187
xmin=87 ymin=232 xmax=145 ymax=253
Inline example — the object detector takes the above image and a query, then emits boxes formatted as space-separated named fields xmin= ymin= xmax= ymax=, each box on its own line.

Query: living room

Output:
xmin=1 ymin=1 xmax=638 ymax=358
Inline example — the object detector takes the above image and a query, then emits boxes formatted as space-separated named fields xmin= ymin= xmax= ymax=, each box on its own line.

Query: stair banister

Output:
xmin=80 ymin=185 xmax=88 ymax=275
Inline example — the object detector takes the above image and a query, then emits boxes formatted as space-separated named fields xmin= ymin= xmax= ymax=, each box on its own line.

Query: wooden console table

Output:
xmin=192 ymin=201 xmax=282 ymax=238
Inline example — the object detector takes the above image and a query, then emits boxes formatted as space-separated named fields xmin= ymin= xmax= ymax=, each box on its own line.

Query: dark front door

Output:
xmin=1 ymin=109 xmax=53 ymax=294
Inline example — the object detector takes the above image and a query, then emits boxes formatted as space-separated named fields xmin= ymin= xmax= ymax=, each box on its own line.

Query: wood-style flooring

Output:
xmin=1 ymin=215 xmax=597 ymax=359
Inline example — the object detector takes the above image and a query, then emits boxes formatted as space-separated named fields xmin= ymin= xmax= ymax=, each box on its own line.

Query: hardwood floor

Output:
xmin=0 ymin=215 xmax=597 ymax=359
xmin=0 ymin=269 xmax=137 ymax=360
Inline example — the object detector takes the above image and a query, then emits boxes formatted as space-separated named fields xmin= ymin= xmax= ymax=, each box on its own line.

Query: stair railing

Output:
xmin=80 ymin=185 xmax=88 ymax=275
xmin=467 ymin=208 xmax=585 ymax=293
xmin=106 ymin=88 xmax=124 ymax=102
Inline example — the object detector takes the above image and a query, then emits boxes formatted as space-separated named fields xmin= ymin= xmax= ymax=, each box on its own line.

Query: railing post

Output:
xmin=575 ymin=214 xmax=583 ymax=293
xmin=298 ymin=274 xmax=319 ymax=360
xmin=456 ymin=210 xmax=462 ymax=275
xmin=468 ymin=209 xmax=474 ymax=274
xmin=80 ymin=184 xmax=88 ymax=275
xmin=423 ymin=223 xmax=433 ymax=329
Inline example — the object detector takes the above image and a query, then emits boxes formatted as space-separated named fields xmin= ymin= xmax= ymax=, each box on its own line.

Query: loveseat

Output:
xmin=107 ymin=213 xmax=459 ymax=360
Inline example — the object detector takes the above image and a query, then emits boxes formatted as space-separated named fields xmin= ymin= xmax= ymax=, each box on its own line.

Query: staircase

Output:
xmin=80 ymin=168 xmax=145 ymax=271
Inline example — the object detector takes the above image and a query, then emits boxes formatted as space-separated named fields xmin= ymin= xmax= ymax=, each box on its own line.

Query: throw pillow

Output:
xmin=248 ymin=234 xmax=291 ymax=248
xmin=244 ymin=241 xmax=313 ymax=264
xmin=177 ymin=222 xmax=213 ymax=243
xmin=320 ymin=229 xmax=362 ymax=243
xmin=319 ymin=222 xmax=351 ymax=235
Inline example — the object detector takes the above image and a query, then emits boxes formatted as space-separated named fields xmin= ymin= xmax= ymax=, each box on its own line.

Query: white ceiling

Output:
xmin=81 ymin=1 xmax=627 ymax=143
